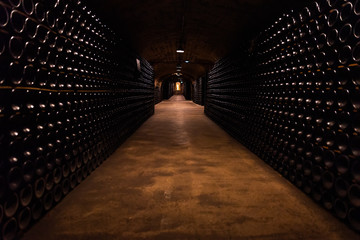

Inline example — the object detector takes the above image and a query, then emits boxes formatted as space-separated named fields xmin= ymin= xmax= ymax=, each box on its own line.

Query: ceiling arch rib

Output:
xmin=153 ymin=62 xmax=210 ymax=83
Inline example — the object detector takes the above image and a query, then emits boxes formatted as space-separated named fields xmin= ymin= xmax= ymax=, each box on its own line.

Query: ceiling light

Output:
xmin=176 ymin=49 xmax=184 ymax=53
xmin=185 ymin=60 xmax=189 ymax=63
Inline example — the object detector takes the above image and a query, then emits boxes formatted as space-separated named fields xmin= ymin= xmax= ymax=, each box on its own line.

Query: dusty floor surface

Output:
xmin=23 ymin=95 xmax=360 ymax=240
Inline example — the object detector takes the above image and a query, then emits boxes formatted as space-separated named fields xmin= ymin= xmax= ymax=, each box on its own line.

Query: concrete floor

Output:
xmin=23 ymin=95 xmax=360 ymax=240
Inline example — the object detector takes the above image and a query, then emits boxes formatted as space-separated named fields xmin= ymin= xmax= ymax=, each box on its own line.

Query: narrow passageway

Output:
xmin=23 ymin=97 xmax=358 ymax=240
xmin=169 ymin=95 xmax=186 ymax=101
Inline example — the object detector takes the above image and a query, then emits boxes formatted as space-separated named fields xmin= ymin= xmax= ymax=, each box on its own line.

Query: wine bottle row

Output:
xmin=0 ymin=0 xmax=154 ymax=239
xmin=205 ymin=0 xmax=360 ymax=232
xmin=193 ymin=76 xmax=205 ymax=106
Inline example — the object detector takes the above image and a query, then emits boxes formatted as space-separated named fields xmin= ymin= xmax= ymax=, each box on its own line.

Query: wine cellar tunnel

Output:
xmin=160 ymin=77 xmax=193 ymax=101
xmin=1 ymin=0 xmax=360 ymax=239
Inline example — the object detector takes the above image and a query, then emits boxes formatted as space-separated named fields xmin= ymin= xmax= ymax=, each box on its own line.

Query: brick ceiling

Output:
xmin=86 ymin=0 xmax=312 ymax=82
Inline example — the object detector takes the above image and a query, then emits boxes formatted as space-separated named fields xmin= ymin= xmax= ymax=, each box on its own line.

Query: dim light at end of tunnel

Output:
xmin=176 ymin=82 xmax=181 ymax=91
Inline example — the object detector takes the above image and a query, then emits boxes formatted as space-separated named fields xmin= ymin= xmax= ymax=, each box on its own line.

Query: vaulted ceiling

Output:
xmin=87 ymin=0 xmax=312 ymax=83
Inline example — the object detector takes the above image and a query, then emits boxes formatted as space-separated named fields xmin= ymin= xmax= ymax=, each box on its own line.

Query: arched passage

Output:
xmin=2 ymin=0 xmax=360 ymax=239
xmin=160 ymin=74 xmax=193 ymax=100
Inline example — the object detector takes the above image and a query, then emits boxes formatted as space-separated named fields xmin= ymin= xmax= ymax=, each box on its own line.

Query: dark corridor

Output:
xmin=1 ymin=0 xmax=360 ymax=239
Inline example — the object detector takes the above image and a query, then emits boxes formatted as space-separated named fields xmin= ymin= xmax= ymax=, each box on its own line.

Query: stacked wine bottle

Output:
xmin=193 ymin=76 xmax=205 ymax=106
xmin=206 ymin=0 xmax=360 ymax=232
xmin=0 ymin=0 xmax=154 ymax=239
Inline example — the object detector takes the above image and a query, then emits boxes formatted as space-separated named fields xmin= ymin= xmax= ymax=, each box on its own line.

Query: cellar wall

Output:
xmin=0 ymin=0 xmax=154 ymax=238
xmin=205 ymin=0 xmax=360 ymax=231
